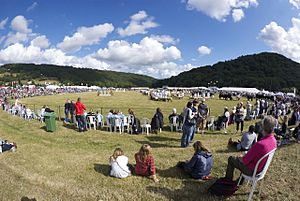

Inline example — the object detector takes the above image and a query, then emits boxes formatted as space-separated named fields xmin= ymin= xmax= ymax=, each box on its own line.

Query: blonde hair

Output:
xmin=112 ymin=148 xmax=124 ymax=160
xmin=193 ymin=141 xmax=209 ymax=154
xmin=138 ymin=144 xmax=152 ymax=161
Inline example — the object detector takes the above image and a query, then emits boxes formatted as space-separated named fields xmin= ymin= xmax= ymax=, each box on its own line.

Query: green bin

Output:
xmin=44 ymin=112 xmax=56 ymax=132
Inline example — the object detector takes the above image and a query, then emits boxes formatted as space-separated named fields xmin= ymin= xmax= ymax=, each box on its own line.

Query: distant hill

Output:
xmin=154 ymin=52 xmax=300 ymax=91
xmin=0 ymin=63 xmax=156 ymax=87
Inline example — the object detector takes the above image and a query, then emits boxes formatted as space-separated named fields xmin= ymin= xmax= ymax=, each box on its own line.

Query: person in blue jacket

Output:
xmin=178 ymin=140 xmax=213 ymax=179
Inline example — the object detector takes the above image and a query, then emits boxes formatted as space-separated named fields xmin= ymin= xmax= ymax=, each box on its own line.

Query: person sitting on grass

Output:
xmin=134 ymin=144 xmax=159 ymax=182
xmin=274 ymin=115 xmax=289 ymax=139
xmin=0 ymin=139 xmax=17 ymax=153
xmin=224 ymin=116 xmax=277 ymax=183
xmin=109 ymin=148 xmax=131 ymax=179
xmin=228 ymin=125 xmax=257 ymax=151
xmin=177 ymin=140 xmax=213 ymax=180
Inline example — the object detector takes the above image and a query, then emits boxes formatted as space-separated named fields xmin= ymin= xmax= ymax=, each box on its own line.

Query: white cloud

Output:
xmin=232 ymin=9 xmax=244 ymax=22
xmin=0 ymin=17 xmax=8 ymax=29
xmin=186 ymin=0 xmax=258 ymax=22
xmin=4 ymin=16 xmax=33 ymax=47
xmin=117 ymin=10 xmax=158 ymax=37
xmin=92 ymin=36 xmax=184 ymax=78
xmin=57 ymin=23 xmax=114 ymax=52
xmin=94 ymin=37 xmax=181 ymax=66
xmin=11 ymin=15 xmax=32 ymax=33
xmin=4 ymin=32 xmax=28 ymax=47
xmin=0 ymin=43 xmax=110 ymax=70
xmin=31 ymin=35 xmax=50 ymax=49
xmin=259 ymin=18 xmax=300 ymax=62
xmin=150 ymin=35 xmax=179 ymax=45
xmin=27 ymin=2 xmax=38 ymax=11
xmin=197 ymin=45 xmax=211 ymax=55
xmin=290 ymin=0 xmax=300 ymax=9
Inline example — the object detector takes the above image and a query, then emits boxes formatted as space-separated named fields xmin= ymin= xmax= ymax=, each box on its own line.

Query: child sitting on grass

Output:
xmin=135 ymin=144 xmax=159 ymax=182
xmin=109 ymin=148 xmax=131 ymax=178
xmin=177 ymin=140 xmax=213 ymax=180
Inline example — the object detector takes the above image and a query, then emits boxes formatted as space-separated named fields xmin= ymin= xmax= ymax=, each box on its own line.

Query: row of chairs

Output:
xmin=85 ymin=114 xmax=154 ymax=135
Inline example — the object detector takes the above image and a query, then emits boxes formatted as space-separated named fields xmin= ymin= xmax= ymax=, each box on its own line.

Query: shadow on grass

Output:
xmin=135 ymin=140 xmax=178 ymax=148
xmin=147 ymin=179 xmax=216 ymax=201
xmin=40 ymin=125 xmax=47 ymax=131
xmin=62 ymin=122 xmax=77 ymax=130
xmin=157 ymin=166 xmax=190 ymax=179
xmin=215 ymin=146 xmax=237 ymax=153
xmin=146 ymin=135 xmax=180 ymax=142
xmin=94 ymin=163 xmax=110 ymax=176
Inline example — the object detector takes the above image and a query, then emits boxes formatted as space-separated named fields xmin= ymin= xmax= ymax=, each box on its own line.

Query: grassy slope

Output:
xmin=0 ymin=92 xmax=299 ymax=201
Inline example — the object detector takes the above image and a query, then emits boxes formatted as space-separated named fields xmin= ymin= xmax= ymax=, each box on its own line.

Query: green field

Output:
xmin=0 ymin=91 xmax=299 ymax=201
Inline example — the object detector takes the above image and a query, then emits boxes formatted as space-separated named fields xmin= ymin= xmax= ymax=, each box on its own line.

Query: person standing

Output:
xmin=64 ymin=99 xmax=71 ymax=123
xmin=69 ymin=100 xmax=76 ymax=124
xmin=190 ymin=100 xmax=198 ymax=140
xmin=235 ymin=102 xmax=245 ymax=133
xmin=74 ymin=97 xmax=87 ymax=132
xmin=198 ymin=98 xmax=209 ymax=134
xmin=181 ymin=101 xmax=196 ymax=147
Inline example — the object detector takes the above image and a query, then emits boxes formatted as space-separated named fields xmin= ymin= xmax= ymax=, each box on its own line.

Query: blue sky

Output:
xmin=0 ymin=0 xmax=299 ymax=79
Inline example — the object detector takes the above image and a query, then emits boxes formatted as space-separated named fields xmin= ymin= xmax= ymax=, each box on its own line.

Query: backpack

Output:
xmin=208 ymin=177 xmax=238 ymax=197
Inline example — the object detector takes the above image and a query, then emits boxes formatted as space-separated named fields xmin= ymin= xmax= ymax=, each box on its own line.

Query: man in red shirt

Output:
xmin=74 ymin=97 xmax=87 ymax=132
xmin=225 ymin=116 xmax=277 ymax=182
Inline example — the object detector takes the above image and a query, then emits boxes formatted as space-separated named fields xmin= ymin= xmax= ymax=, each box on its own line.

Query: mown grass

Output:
xmin=0 ymin=91 xmax=299 ymax=201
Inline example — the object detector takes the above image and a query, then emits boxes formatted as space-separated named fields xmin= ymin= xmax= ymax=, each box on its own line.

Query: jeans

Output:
xmin=181 ymin=124 xmax=193 ymax=147
xmin=236 ymin=120 xmax=244 ymax=132
xmin=65 ymin=109 xmax=69 ymax=122
xmin=190 ymin=124 xmax=196 ymax=141
xmin=76 ymin=115 xmax=87 ymax=132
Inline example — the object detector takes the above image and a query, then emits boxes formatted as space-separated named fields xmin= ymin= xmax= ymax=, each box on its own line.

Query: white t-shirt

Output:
xmin=110 ymin=155 xmax=131 ymax=178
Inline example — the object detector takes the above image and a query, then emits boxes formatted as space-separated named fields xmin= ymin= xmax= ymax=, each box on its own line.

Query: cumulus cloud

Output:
xmin=150 ymin=35 xmax=179 ymax=45
xmin=31 ymin=35 xmax=50 ymax=49
xmin=232 ymin=9 xmax=244 ymax=22
xmin=27 ymin=2 xmax=38 ymax=11
xmin=259 ymin=18 xmax=300 ymax=62
xmin=117 ymin=10 xmax=158 ymax=37
xmin=4 ymin=16 xmax=32 ymax=47
xmin=290 ymin=0 xmax=300 ymax=9
xmin=11 ymin=15 xmax=32 ymax=33
xmin=0 ymin=43 xmax=110 ymax=70
xmin=0 ymin=17 xmax=8 ymax=29
xmin=4 ymin=32 xmax=28 ymax=47
xmin=197 ymin=45 xmax=211 ymax=55
xmin=186 ymin=0 xmax=258 ymax=22
xmin=57 ymin=23 xmax=114 ymax=52
xmin=91 ymin=36 xmax=185 ymax=78
xmin=94 ymin=37 xmax=181 ymax=65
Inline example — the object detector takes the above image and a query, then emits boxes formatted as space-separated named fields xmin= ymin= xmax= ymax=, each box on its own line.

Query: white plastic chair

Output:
xmin=96 ymin=114 xmax=104 ymax=129
xmin=170 ymin=116 xmax=179 ymax=132
xmin=37 ymin=109 xmax=45 ymax=123
xmin=25 ymin=109 xmax=33 ymax=120
xmin=122 ymin=116 xmax=129 ymax=133
xmin=114 ymin=118 xmax=122 ymax=134
xmin=86 ymin=115 xmax=97 ymax=130
xmin=141 ymin=118 xmax=151 ymax=135
xmin=207 ymin=116 xmax=215 ymax=131
xmin=238 ymin=148 xmax=277 ymax=201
